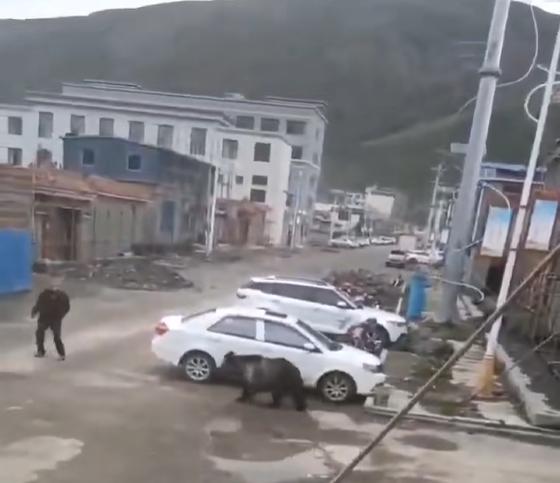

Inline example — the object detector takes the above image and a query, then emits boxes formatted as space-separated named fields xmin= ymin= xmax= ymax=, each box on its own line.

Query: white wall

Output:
xmin=365 ymin=193 xmax=395 ymax=220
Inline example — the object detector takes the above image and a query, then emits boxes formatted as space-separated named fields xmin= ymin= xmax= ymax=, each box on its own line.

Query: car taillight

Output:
xmin=155 ymin=322 xmax=169 ymax=336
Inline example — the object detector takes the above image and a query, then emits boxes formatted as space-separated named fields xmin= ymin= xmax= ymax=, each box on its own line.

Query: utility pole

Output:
xmin=290 ymin=168 xmax=303 ymax=250
xmin=437 ymin=0 xmax=512 ymax=323
xmin=477 ymin=19 xmax=560 ymax=396
xmin=425 ymin=163 xmax=443 ymax=246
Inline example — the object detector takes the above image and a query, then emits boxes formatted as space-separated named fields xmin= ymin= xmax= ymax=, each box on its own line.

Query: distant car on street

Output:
xmin=385 ymin=249 xmax=407 ymax=268
xmin=406 ymin=249 xmax=444 ymax=267
xmin=236 ymin=276 xmax=408 ymax=348
xmin=328 ymin=237 xmax=358 ymax=249
xmin=151 ymin=306 xmax=386 ymax=403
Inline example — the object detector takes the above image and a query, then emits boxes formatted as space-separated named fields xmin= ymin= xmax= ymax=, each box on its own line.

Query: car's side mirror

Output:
xmin=337 ymin=301 xmax=349 ymax=309
xmin=303 ymin=342 xmax=318 ymax=352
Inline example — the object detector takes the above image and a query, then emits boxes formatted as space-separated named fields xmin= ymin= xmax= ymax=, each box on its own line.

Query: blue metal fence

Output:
xmin=0 ymin=229 xmax=32 ymax=295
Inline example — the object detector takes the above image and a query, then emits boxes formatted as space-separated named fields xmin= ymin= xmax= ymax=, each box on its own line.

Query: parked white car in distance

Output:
xmin=236 ymin=276 xmax=408 ymax=347
xmin=151 ymin=306 xmax=386 ymax=403
xmin=328 ymin=237 xmax=358 ymax=249
xmin=406 ymin=249 xmax=444 ymax=266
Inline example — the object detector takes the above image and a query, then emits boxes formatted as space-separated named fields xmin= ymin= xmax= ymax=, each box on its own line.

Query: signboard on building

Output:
xmin=481 ymin=206 xmax=511 ymax=257
xmin=526 ymin=199 xmax=558 ymax=250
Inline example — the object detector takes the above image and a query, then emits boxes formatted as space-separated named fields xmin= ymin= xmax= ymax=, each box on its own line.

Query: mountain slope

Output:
xmin=0 ymin=0 xmax=554 ymax=205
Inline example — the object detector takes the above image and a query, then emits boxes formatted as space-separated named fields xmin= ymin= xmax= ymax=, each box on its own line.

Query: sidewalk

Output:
xmin=421 ymin=280 xmax=560 ymax=429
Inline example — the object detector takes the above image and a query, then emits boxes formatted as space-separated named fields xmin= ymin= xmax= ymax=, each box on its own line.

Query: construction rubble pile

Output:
xmin=324 ymin=269 xmax=402 ymax=311
xmin=36 ymin=257 xmax=193 ymax=291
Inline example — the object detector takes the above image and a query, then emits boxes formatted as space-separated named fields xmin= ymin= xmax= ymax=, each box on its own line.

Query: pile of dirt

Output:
xmin=37 ymin=257 xmax=193 ymax=291
xmin=324 ymin=269 xmax=402 ymax=311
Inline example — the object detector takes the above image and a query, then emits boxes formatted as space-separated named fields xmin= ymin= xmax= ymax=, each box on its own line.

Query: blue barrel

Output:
xmin=406 ymin=271 xmax=428 ymax=321
xmin=0 ymin=229 xmax=33 ymax=295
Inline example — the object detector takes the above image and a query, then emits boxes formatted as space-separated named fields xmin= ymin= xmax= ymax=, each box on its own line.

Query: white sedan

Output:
xmin=328 ymin=237 xmax=358 ymax=249
xmin=152 ymin=306 xmax=386 ymax=403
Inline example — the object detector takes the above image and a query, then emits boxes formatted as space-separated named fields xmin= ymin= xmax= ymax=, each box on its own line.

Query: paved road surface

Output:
xmin=0 ymin=246 xmax=558 ymax=483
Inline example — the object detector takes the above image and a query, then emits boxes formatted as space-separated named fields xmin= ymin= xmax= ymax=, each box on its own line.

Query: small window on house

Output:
xmin=190 ymin=127 xmax=207 ymax=156
xmin=70 ymin=114 xmax=86 ymax=135
xmin=38 ymin=112 xmax=53 ymax=138
xmin=222 ymin=139 xmax=239 ymax=159
xmin=160 ymin=201 xmax=176 ymax=233
xmin=8 ymin=116 xmax=22 ymax=135
xmin=291 ymin=145 xmax=303 ymax=160
xmin=82 ymin=149 xmax=95 ymax=166
xmin=235 ymin=175 xmax=244 ymax=185
xmin=309 ymin=176 xmax=317 ymax=189
xmin=218 ymin=173 xmax=224 ymax=184
xmin=261 ymin=118 xmax=280 ymax=132
xmin=252 ymin=175 xmax=268 ymax=186
xmin=254 ymin=142 xmax=271 ymax=162
xmin=99 ymin=118 xmax=114 ymax=136
xmin=129 ymin=121 xmax=145 ymax=143
xmin=287 ymin=120 xmax=306 ymax=135
xmin=7 ymin=148 xmax=22 ymax=166
xmin=250 ymin=189 xmax=266 ymax=203
xmin=157 ymin=124 xmax=174 ymax=148
xmin=313 ymin=152 xmax=319 ymax=164
xmin=235 ymin=115 xmax=255 ymax=129
xmin=127 ymin=154 xmax=142 ymax=171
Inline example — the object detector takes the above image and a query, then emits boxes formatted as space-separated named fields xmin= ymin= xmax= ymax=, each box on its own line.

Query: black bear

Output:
xmin=222 ymin=352 xmax=307 ymax=411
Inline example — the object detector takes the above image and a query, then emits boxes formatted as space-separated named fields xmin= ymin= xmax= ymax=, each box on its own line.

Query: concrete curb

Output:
xmin=363 ymin=403 xmax=560 ymax=442
xmin=496 ymin=343 xmax=560 ymax=428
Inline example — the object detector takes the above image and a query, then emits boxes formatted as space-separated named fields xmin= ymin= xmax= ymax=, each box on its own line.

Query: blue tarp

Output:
xmin=0 ymin=229 xmax=32 ymax=295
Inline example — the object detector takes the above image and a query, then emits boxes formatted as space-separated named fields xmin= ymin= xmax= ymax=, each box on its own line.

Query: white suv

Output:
xmin=236 ymin=276 xmax=408 ymax=347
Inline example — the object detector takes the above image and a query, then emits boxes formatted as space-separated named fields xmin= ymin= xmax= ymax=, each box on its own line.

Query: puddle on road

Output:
xmin=0 ymin=436 xmax=83 ymax=483
xmin=397 ymin=434 xmax=458 ymax=452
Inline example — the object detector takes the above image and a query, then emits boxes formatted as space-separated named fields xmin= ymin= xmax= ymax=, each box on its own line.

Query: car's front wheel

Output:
xmin=180 ymin=351 xmax=216 ymax=383
xmin=318 ymin=371 xmax=356 ymax=403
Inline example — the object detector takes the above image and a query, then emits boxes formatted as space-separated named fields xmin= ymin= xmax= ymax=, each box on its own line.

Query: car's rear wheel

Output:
xmin=318 ymin=372 xmax=356 ymax=404
xmin=180 ymin=351 xmax=215 ymax=383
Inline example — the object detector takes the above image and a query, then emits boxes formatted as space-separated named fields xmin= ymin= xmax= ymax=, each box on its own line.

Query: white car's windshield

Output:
xmin=297 ymin=320 xmax=342 ymax=351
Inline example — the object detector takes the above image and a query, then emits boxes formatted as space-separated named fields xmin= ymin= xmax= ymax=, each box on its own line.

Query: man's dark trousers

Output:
xmin=36 ymin=318 xmax=65 ymax=357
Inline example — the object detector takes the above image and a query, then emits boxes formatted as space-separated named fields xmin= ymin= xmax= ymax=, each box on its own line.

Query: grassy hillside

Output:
xmin=0 ymin=0 xmax=555 ymax=207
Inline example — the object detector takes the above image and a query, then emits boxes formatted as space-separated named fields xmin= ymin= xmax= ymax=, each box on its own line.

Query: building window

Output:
xmin=291 ymin=145 xmax=303 ymax=160
xmin=250 ymin=189 xmax=266 ymax=203
xmin=157 ymin=124 xmax=174 ymax=148
xmin=127 ymin=154 xmax=142 ymax=171
xmin=236 ymin=115 xmax=255 ymax=130
xmin=287 ymin=120 xmax=307 ymax=135
xmin=316 ymin=127 xmax=321 ymax=140
xmin=222 ymin=139 xmax=239 ymax=159
xmin=217 ymin=173 xmax=224 ymax=184
xmin=82 ymin=149 xmax=95 ymax=166
xmin=235 ymin=175 xmax=244 ymax=185
xmin=99 ymin=118 xmax=114 ymax=137
xmin=8 ymin=116 xmax=22 ymax=135
xmin=129 ymin=121 xmax=145 ymax=143
xmin=261 ymin=118 xmax=280 ymax=132
xmin=190 ymin=127 xmax=207 ymax=156
xmin=313 ymin=152 xmax=319 ymax=164
xmin=70 ymin=114 xmax=86 ymax=135
xmin=7 ymin=148 xmax=22 ymax=166
xmin=252 ymin=175 xmax=268 ymax=186
xmin=38 ymin=112 xmax=53 ymax=138
xmin=254 ymin=142 xmax=271 ymax=162
xmin=309 ymin=176 xmax=317 ymax=189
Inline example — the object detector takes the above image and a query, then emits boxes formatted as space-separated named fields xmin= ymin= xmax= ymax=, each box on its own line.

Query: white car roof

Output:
xmin=249 ymin=275 xmax=333 ymax=289
xmin=214 ymin=305 xmax=300 ymax=326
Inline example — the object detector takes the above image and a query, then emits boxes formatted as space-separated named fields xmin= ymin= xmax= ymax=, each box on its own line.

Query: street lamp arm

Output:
xmin=480 ymin=181 xmax=511 ymax=210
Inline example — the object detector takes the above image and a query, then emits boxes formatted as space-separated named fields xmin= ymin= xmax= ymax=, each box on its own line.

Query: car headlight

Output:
xmin=363 ymin=363 xmax=380 ymax=373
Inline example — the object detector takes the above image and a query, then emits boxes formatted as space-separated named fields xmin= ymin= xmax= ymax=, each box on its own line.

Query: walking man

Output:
xmin=31 ymin=282 xmax=70 ymax=361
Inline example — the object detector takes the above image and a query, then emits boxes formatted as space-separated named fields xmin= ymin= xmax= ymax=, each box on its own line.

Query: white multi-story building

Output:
xmin=0 ymin=80 xmax=327 ymax=245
